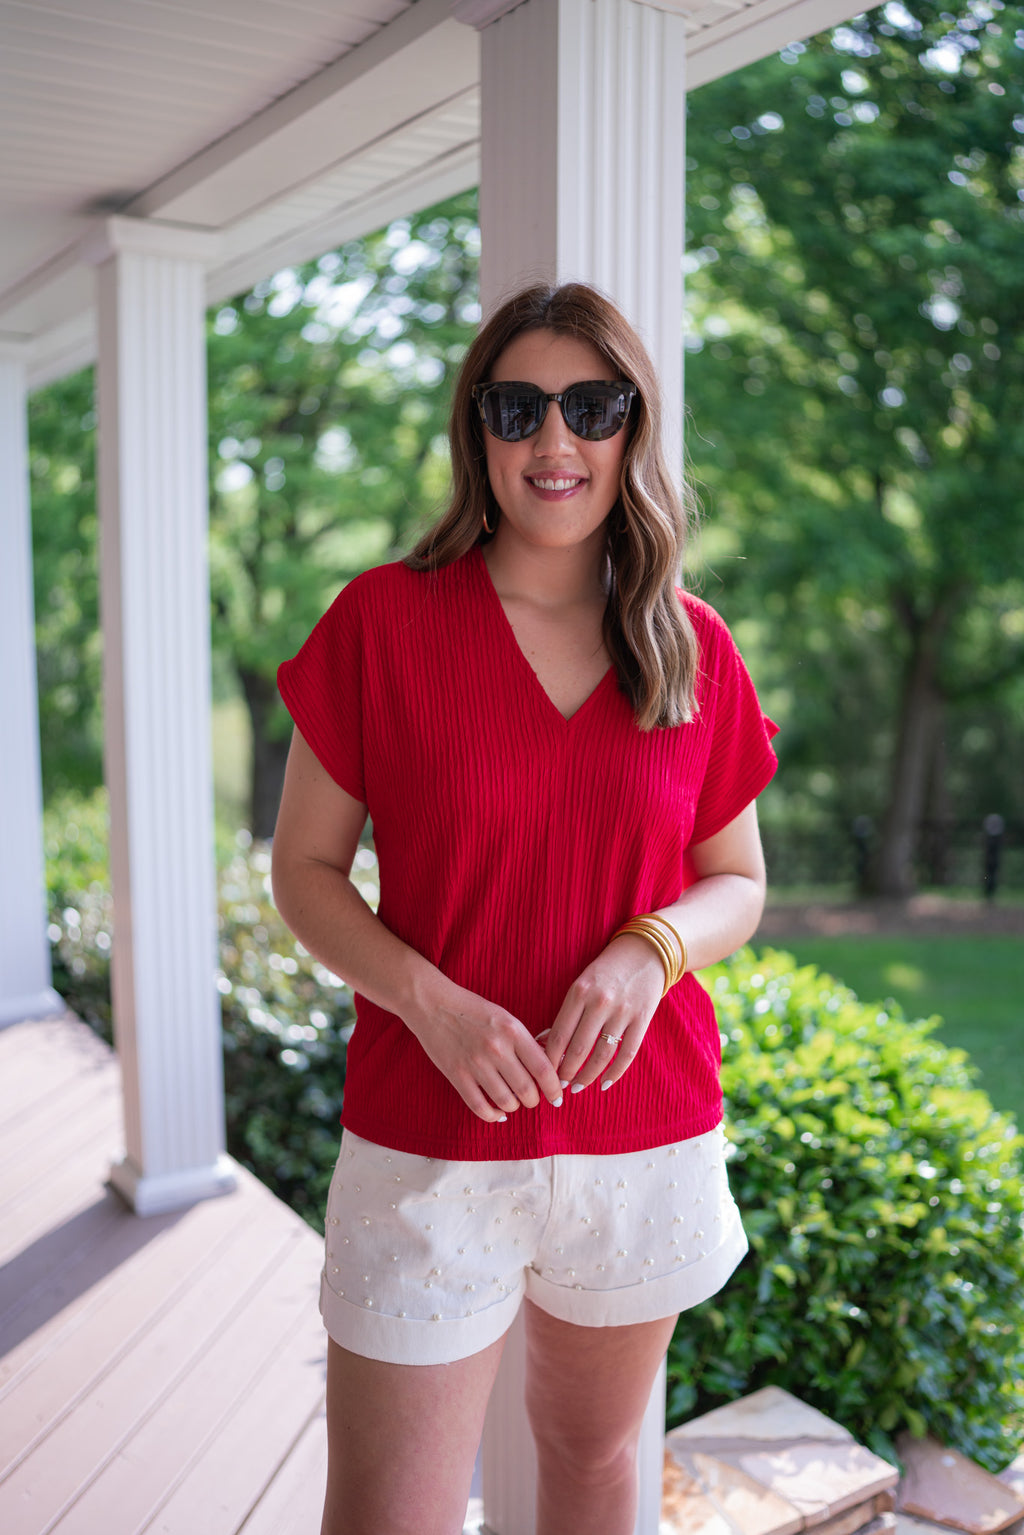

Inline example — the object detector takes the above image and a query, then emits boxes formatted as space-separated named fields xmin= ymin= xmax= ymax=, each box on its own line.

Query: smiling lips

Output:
xmin=527 ymin=475 xmax=586 ymax=492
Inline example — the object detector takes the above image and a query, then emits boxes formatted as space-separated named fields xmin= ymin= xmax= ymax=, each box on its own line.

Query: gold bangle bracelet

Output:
xmin=613 ymin=915 xmax=685 ymax=997
xmin=642 ymin=913 xmax=688 ymax=982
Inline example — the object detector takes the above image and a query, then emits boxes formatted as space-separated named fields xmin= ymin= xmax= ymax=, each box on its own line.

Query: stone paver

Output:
xmin=669 ymin=1387 xmax=854 ymax=1447
xmin=735 ymin=1442 xmax=896 ymax=1521
xmin=896 ymin=1436 xmax=1024 ymax=1535
xmin=662 ymin=1387 xmax=899 ymax=1534
xmin=999 ymin=1455 xmax=1024 ymax=1501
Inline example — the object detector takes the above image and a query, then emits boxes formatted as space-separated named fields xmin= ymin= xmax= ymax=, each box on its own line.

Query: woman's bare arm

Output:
xmin=544 ymin=800 xmax=767 ymax=1091
xmin=271 ymin=728 xmax=564 ymax=1122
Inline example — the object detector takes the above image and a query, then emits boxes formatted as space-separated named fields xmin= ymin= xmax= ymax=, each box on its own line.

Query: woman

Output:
xmin=272 ymin=282 xmax=777 ymax=1535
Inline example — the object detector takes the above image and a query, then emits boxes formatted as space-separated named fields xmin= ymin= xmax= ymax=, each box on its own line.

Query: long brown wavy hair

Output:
xmin=405 ymin=282 xmax=700 ymax=727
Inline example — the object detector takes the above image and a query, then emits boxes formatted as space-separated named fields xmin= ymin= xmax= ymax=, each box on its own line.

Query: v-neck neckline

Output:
xmin=471 ymin=545 xmax=616 ymax=726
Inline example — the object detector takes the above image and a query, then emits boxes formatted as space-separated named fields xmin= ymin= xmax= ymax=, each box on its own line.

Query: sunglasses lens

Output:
xmin=476 ymin=382 xmax=635 ymax=441
xmin=563 ymin=385 xmax=632 ymax=441
xmin=478 ymin=385 xmax=545 ymax=442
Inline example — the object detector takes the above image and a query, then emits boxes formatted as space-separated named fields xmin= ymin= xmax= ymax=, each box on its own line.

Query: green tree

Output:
xmin=209 ymin=191 xmax=480 ymax=834
xmin=29 ymin=370 xmax=102 ymax=796
xmin=684 ymin=0 xmax=1024 ymax=893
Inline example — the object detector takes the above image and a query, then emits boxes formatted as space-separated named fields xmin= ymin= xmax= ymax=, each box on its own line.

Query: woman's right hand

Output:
xmin=273 ymin=731 xmax=563 ymax=1124
xmin=404 ymin=982 xmax=565 ymax=1123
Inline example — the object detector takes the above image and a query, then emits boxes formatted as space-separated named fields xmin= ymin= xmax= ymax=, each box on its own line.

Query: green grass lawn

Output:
xmin=752 ymin=935 xmax=1024 ymax=1128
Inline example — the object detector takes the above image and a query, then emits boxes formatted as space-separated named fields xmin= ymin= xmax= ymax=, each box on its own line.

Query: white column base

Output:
xmin=109 ymin=1152 xmax=238 ymax=1217
xmin=0 ymin=988 xmax=65 ymax=1030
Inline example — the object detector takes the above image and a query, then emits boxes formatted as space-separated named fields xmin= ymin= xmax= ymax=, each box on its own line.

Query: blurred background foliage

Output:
xmin=681 ymin=0 xmax=1024 ymax=895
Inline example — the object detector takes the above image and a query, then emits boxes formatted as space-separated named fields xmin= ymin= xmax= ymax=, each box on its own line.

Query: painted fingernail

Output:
xmin=560 ymin=1079 xmax=570 ymax=1089
xmin=601 ymin=1079 xmax=614 ymax=1091
xmin=497 ymin=1114 xmax=508 ymax=1122
xmin=552 ymin=1095 xmax=563 ymax=1108
xmin=571 ymin=1082 xmax=586 ymax=1094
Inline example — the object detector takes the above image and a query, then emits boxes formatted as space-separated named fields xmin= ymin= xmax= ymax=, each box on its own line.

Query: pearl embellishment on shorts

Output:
xmin=324 ymin=1128 xmax=733 ymax=1340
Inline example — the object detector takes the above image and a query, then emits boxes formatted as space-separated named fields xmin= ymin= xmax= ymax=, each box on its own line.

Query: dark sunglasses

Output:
xmin=471 ymin=379 xmax=636 ymax=443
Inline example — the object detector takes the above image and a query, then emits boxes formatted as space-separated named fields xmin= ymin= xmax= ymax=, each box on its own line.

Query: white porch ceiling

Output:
xmin=0 ymin=0 xmax=862 ymax=387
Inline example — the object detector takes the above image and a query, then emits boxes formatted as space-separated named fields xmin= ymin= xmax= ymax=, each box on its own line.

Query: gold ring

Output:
xmin=601 ymin=1032 xmax=623 ymax=1045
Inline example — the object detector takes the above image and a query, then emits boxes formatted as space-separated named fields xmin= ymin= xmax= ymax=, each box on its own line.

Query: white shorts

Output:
xmin=320 ymin=1126 xmax=748 ymax=1365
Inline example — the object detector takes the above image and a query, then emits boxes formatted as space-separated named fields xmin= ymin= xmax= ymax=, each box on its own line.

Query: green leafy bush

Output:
xmin=217 ymin=840 xmax=354 ymax=1227
xmin=668 ymin=947 xmax=1024 ymax=1471
xmin=45 ymin=789 xmax=115 ymax=1040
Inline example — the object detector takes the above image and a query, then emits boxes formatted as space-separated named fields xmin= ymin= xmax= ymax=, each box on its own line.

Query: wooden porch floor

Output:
xmin=0 ymin=1013 xmax=330 ymax=1535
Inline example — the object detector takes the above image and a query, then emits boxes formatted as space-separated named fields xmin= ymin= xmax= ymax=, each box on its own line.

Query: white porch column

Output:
xmin=455 ymin=1 xmax=687 ymax=1527
xmin=0 ymin=344 xmax=64 ymax=1027
xmin=463 ymin=0 xmax=687 ymax=477
xmin=80 ymin=216 xmax=235 ymax=1216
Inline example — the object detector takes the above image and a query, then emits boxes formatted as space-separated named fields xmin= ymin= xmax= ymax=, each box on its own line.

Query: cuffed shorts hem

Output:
xmin=522 ymin=1211 xmax=748 ymax=1330
xmin=320 ymin=1271 xmax=525 ymax=1366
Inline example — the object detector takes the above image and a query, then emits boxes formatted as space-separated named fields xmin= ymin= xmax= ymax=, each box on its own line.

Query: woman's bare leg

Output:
xmin=523 ymin=1302 xmax=678 ymax=1535
xmin=320 ymin=1333 xmax=507 ymax=1535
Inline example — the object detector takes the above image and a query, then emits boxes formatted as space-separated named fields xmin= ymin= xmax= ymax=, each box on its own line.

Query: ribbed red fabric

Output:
xmin=277 ymin=547 xmax=777 ymax=1159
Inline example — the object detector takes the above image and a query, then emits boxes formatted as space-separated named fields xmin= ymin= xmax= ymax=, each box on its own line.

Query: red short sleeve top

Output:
xmin=277 ymin=547 xmax=778 ymax=1159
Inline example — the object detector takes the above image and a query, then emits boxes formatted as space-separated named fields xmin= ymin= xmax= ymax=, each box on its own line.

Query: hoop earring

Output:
xmin=482 ymin=506 xmax=496 ymax=536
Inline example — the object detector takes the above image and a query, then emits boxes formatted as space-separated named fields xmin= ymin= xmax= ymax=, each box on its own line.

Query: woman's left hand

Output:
xmin=541 ymin=932 xmax=665 ymax=1093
